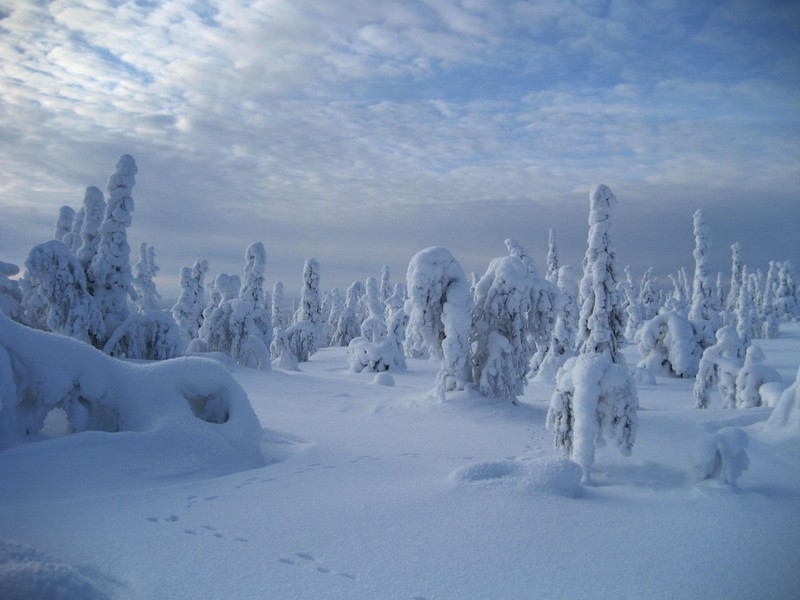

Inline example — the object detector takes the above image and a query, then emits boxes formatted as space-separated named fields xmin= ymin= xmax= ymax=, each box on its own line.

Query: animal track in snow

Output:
xmin=276 ymin=551 xmax=356 ymax=581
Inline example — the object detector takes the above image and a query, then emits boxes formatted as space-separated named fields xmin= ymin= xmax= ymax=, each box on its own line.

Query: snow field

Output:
xmin=1 ymin=329 xmax=799 ymax=599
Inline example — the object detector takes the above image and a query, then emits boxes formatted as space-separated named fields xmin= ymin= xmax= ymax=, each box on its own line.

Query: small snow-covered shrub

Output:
xmin=270 ymin=327 xmax=299 ymax=371
xmin=285 ymin=320 xmax=317 ymax=363
xmin=693 ymin=428 xmax=749 ymax=486
xmin=0 ymin=311 xmax=263 ymax=464
xmin=348 ymin=336 xmax=405 ymax=373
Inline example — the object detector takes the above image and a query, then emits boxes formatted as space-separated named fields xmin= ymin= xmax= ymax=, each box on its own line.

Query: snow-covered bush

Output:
xmin=693 ymin=428 xmax=749 ymax=487
xmin=22 ymin=241 xmax=105 ymax=344
xmin=405 ymin=246 xmax=473 ymax=400
xmin=87 ymin=155 xmax=138 ymax=338
xmin=0 ymin=261 xmax=22 ymax=321
xmin=0 ymin=311 xmax=263 ymax=464
xmin=547 ymin=185 xmax=637 ymax=483
xmin=103 ymin=310 xmax=188 ymax=360
xmin=635 ymin=311 xmax=710 ymax=378
xmin=734 ymin=345 xmax=782 ymax=408
xmin=270 ymin=327 xmax=299 ymax=371
xmin=285 ymin=319 xmax=317 ymax=363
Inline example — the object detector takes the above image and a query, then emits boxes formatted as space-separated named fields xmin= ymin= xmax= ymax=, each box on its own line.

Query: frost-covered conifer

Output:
xmin=54 ymin=205 xmax=75 ymax=242
xmin=172 ymin=260 xmax=208 ymax=340
xmin=546 ymin=185 xmax=637 ymax=483
xmin=638 ymin=268 xmax=660 ymax=320
xmin=290 ymin=258 xmax=323 ymax=359
xmin=270 ymin=326 xmax=299 ymax=370
xmin=325 ymin=287 xmax=344 ymax=342
xmin=379 ymin=265 xmax=392 ymax=308
xmin=775 ymin=261 xmax=798 ymax=322
xmin=726 ymin=242 xmax=744 ymax=314
xmin=88 ymin=156 xmax=138 ymax=338
xmin=385 ymin=282 xmax=406 ymax=320
xmin=103 ymin=310 xmax=187 ymax=360
xmin=360 ymin=277 xmax=387 ymax=342
xmin=331 ymin=282 xmax=362 ymax=347
xmin=133 ymin=243 xmax=161 ymax=312
xmin=714 ymin=272 xmax=726 ymax=314
xmin=635 ymin=311 xmax=707 ymax=378
xmin=240 ymin=242 xmax=272 ymax=350
xmin=546 ymin=228 xmax=559 ymax=283
xmin=689 ymin=209 xmax=717 ymax=326
xmin=0 ymin=261 xmax=22 ymax=321
xmin=761 ymin=261 xmax=779 ymax=339
xmin=472 ymin=254 xmax=545 ymax=401
xmin=693 ymin=325 xmax=741 ymax=409
xmin=405 ymin=247 xmax=473 ymax=400
xmin=62 ymin=207 xmax=84 ymax=252
xmin=736 ymin=274 xmax=754 ymax=352
xmin=198 ymin=299 xmax=271 ymax=369
xmin=734 ymin=346 xmax=782 ymax=408
xmin=23 ymin=241 xmax=104 ymax=344
xmin=76 ymin=187 xmax=106 ymax=271
xmin=271 ymin=282 xmax=287 ymax=330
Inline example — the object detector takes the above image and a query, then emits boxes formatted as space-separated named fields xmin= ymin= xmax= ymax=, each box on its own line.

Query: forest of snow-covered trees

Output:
xmin=2 ymin=154 xmax=799 ymax=477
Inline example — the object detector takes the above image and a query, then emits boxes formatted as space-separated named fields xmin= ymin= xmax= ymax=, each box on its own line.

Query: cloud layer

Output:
xmin=1 ymin=0 xmax=798 ymax=294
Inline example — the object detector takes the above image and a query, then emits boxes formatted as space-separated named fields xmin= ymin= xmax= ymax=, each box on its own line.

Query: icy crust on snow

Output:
xmin=449 ymin=456 xmax=582 ymax=497
xmin=0 ymin=540 xmax=111 ymax=600
xmin=0 ymin=312 xmax=263 ymax=470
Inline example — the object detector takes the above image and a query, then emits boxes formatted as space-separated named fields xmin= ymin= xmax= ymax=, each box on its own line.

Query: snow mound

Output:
xmin=0 ymin=539 xmax=111 ymax=600
xmin=693 ymin=427 xmax=749 ymax=487
xmin=372 ymin=372 xmax=395 ymax=386
xmin=449 ymin=457 xmax=582 ymax=497
xmin=0 ymin=312 xmax=264 ymax=470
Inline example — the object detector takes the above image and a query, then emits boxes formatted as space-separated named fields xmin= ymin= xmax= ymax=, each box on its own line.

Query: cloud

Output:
xmin=0 ymin=0 xmax=798 ymax=296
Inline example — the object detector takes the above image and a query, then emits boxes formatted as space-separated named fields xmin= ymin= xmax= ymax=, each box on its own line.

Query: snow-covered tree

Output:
xmin=103 ymin=310 xmax=187 ymax=360
xmin=761 ymin=261 xmax=780 ymax=339
xmin=735 ymin=278 xmax=754 ymax=353
xmin=76 ymin=186 xmax=106 ymax=271
xmin=639 ymin=268 xmax=660 ymax=320
xmin=291 ymin=258 xmax=323 ymax=359
xmin=405 ymin=246 xmax=473 ymax=400
xmin=693 ymin=325 xmax=742 ymax=409
xmin=23 ymin=240 xmax=104 ymax=344
xmin=62 ymin=207 xmax=84 ymax=252
xmin=534 ymin=265 xmax=580 ymax=384
xmin=133 ymin=243 xmax=161 ymax=312
xmin=54 ymin=205 xmax=75 ymax=242
xmin=331 ymin=282 xmax=362 ymax=347
xmin=635 ymin=310 xmax=708 ymax=378
xmin=689 ymin=209 xmax=717 ymax=327
xmin=270 ymin=326 xmax=299 ymax=370
xmin=385 ymin=282 xmax=406 ymax=320
xmin=0 ymin=261 xmax=22 ymax=321
xmin=87 ymin=155 xmax=138 ymax=339
xmin=775 ymin=261 xmax=798 ymax=322
xmin=360 ymin=276 xmax=387 ymax=342
xmin=325 ymin=287 xmax=344 ymax=344
xmin=545 ymin=228 xmax=559 ymax=283
xmin=546 ymin=185 xmax=637 ymax=483
xmin=271 ymin=281 xmax=287 ymax=330
xmin=379 ymin=265 xmax=392 ymax=308
xmin=726 ymin=242 xmax=744 ymax=314
xmin=172 ymin=260 xmax=208 ymax=340
xmin=197 ymin=298 xmax=271 ymax=369
xmin=239 ymin=242 xmax=272 ymax=351
xmin=734 ymin=346 xmax=782 ymax=409
xmin=472 ymin=254 xmax=542 ymax=401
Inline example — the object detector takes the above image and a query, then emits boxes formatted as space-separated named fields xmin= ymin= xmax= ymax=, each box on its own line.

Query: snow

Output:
xmin=1 ymin=314 xmax=800 ymax=599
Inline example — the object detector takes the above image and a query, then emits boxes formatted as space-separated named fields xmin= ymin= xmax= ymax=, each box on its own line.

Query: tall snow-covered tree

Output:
xmin=0 ymin=261 xmax=22 ymax=321
xmin=76 ymin=186 xmax=106 ymax=271
xmin=240 ymin=242 xmax=272 ymax=350
xmin=775 ymin=261 xmax=798 ymax=322
xmin=87 ymin=155 xmax=138 ymax=338
xmin=726 ymin=242 xmax=744 ymax=314
xmin=688 ymin=209 xmax=716 ymax=325
xmin=271 ymin=281 xmax=287 ymax=330
xmin=172 ymin=260 xmax=208 ymax=340
xmin=545 ymin=228 xmax=559 ymax=283
xmin=638 ymin=267 xmax=660 ymax=320
xmin=405 ymin=246 xmax=473 ymax=400
xmin=62 ymin=207 xmax=84 ymax=252
xmin=23 ymin=240 xmax=104 ymax=344
xmin=761 ymin=261 xmax=780 ymax=339
xmin=331 ymin=282 xmax=362 ymax=347
xmin=133 ymin=243 xmax=161 ymax=312
xmin=547 ymin=185 xmax=638 ymax=483
xmin=54 ymin=205 xmax=75 ymax=242
xmin=289 ymin=258 xmax=323 ymax=360
xmin=379 ymin=265 xmax=392 ymax=308
xmin=360 ymin=276 xmax=387 ymax=342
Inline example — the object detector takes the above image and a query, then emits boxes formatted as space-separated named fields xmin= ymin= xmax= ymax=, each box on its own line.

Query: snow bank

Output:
xmin=449 ymin=456 xmax=583 ymax=497
xmin=0 ymin=539 xmax=111 ymax=600
xmin=764 ymin=364 xmax=800 ymax=433
xmin=0 ymin=312 xmax=263 ymax=469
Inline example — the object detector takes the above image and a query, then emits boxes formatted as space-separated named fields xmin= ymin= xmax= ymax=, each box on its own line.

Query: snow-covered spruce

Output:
xmin=693 ymin=325 xmax=742 ymax=409
xmin=688 ymin=209 xmax=719 ymax=329
xmin=405 ymin=247 xmax=473 ymax=401
xmin=775 ymin=261 xmax=798 ymax=322
xmin=271 ymin=281 xmax=288 ymax=331
xmin=22 ymin=241 xmax=105 ymax=345
xmin=289 ymin=258 xmax=323 ymax=360
xmin=545 ymin=228 xmax=559 ymax=283
xmin=546 ymin=185 xmax=637 ymax=483
xmin=172 ymin=260 xmax=208 ymax=340
xmin=75 ymin=186 xmax=106 ymax=271
xmin=0 ymin=311 xmax=263 ymax=466
xmin=193 ymin=298 xmax=271 ymax=369
xmin=347 ymin=276 xmax=406 ymax=374
xmin=270 ymin=326 xmax=299 ymax=371
xmin=534 ymin=265 xmax=580 ymax=383
xmin=733 ymin=345 xmax=782 ymax=408
xmin=133 ymin=242 xmax=161 ymax=312
xmin=54 ymin=205 xmax=75 ymax=243
xmin=760 ymin=261 xmax=780 ymax=339
xmin=331 ymin=282 xmax=362 ymax=348
xmin=87 ymin=155 xmax=138 ymax=339
xmin=239 ymin=242 xmax=272 ymax=351
xmin=103 ymin=310 xmax=188 ymax=360
xmin=63 ymin=205 xmax=85 ymax=253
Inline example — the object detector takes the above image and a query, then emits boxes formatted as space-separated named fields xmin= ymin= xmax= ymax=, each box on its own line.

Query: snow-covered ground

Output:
xmin=2 ymin=326 xmax=799 ymax=599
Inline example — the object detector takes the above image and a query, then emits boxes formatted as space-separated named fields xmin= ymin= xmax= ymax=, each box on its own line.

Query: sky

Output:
xmin=1 ymin=0 xmax=798 ymax=297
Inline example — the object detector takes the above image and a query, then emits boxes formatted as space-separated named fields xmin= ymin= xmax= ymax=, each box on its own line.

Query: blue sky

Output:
xmin=1 ymin=0 xmax=798 ymax=295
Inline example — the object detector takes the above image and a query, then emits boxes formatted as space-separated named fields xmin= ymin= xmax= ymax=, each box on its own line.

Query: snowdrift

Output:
xmin=0 ymin=312 xmax=264 ymax=472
